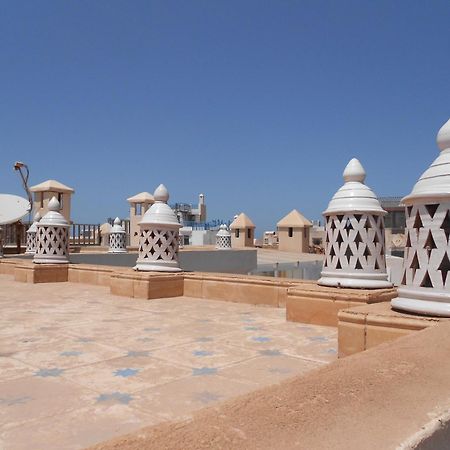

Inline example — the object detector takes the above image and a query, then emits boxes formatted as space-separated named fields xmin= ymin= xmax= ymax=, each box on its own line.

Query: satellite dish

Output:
xmin=0 ymin=194 xmax=31 ymax=225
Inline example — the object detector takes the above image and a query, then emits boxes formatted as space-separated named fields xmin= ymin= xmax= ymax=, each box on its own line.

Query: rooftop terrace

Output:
xmin=0 ymin=275 xmax=336 ymax=450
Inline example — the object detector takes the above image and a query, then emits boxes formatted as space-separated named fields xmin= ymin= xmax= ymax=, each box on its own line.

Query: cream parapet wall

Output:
xmin=33 ymin=197 xmax=69 ymax=264
xmin=134 ymin=184 xmax=182 ymax=272
xmin=318 ymin=158 xmax=392 ymax=289
xmin=392 ymin=118 xmax=450 ymax=316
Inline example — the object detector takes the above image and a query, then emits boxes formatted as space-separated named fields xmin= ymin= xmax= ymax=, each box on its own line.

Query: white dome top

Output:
xmin=27 ymin=211 xmax=42 ymax=233
xmin=38 ymin=197 xmax=69 ymax=227
xmin=111 ymin=217 xmax=125 ymax=233
xmin=139 ymin=184 xmax=181 ymax=228
xmin=324 ymin=158 xmax=386 ymax=215
xmin=216 ymin=224 xmax=231 ymax=237
xmin=403 ymin=118 xmax=450 ymax=203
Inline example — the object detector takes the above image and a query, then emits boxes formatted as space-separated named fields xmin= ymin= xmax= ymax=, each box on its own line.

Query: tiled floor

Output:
xmin=0 ymin=275 xmax=337 ymax=450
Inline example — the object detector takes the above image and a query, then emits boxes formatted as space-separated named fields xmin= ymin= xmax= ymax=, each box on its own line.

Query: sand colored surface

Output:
xmin=0 ymin=275 xmax=336 ymax=450
xmin=91 ymin=322 xmax=450 ymax=450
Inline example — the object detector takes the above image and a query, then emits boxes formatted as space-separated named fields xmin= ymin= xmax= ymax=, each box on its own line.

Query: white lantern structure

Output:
xmin=318 ymin=158 xmax=391 ymax=289
xmin=25 ymin=212 xmax=41 ymax=255
xmin=216 ymin=224 xmax=232 ymax=249
xmin=34 ymin=197 xmax=69 ymax=264
xmin=134 ymin=184 xmax=182 ymax=272
xmin=108 ymin=217 xmax=127 ymax=253
xmin=392 ymin=119 xmax=450 ymax=316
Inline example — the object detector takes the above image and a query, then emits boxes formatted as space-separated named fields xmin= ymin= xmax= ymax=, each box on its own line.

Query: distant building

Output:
xmin=277 ymin=209 xmax=312 ymax=253
xmin=379 ymin=197 xmax=406 ymax=257
xmin=262 ymin=231 xmax=278 ymax=247
xmin=230 ymin=213 xmax=255 ymax=248
xmin=173 ymin=194 xmax=206 ymax=224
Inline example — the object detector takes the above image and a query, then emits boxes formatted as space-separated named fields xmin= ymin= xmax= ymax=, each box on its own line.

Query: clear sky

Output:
xmin=1 ymin=0 xmax=449 ymax=235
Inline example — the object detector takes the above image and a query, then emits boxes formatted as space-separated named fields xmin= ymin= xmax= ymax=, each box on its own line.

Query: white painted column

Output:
xmin=134 ymin=184 xmax=182 ymax=272
xmin=392 ymin=118 xmax=450 ymax=316
xmin=318 ymin=158 xmax=391 ymax=289
xmin=108 ymin=217 xmax=127 ymax=253
xmin=34 ymin=197 xmax=69 ymax=264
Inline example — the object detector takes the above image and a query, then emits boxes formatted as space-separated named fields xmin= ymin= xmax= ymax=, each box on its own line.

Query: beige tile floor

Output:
xmin=0 ymin=275 xmax=337 ymax=450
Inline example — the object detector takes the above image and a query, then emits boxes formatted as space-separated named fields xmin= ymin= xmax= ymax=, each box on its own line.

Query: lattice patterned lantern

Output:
xmin=318 ymin=158 xmax=391 ymax=289
xmin=134 ymin=184 xmax=182 ymax=272
xmin=34 ymin=197 xmax=69 ymax=264
xmin=108 ymin=217 xmax=127 ymax=254
xmin=391 ymin=119 xmax=450 ymax=316
xmin=25 ymin=212 xmax=41 ymax=255
xmin=216 ymin=224 xmax=232 ymax=249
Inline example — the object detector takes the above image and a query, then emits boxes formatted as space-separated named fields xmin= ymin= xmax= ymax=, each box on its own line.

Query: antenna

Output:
xmin=14 ymin=161 xmax=33 ymax=208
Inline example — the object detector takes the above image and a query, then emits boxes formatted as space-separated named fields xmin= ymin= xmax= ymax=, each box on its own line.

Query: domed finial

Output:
xmin=154 ymin=184 xmax=169 ymax=203
xmin=33 ymin=211 xmax=41 ymax=222
xmin=437 ymin=118 xmax=450 ymax=152
xmin=48 ymin=196 xmax=60 ymax=211
xmin=220 ymin=224 xmax=226 ymax=230
xmin=343 ymin=158 xmax=366 ymax=183
xmin=114 ymin=217 xmax=121 ymax=226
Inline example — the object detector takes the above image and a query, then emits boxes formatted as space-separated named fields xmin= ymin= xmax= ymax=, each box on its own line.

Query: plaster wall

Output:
xmin=33 ymin=192 xmax=72 ymax=223
xmin=278 ymin=226 xmax=310 ymax=253
xmin=231 ymin=228 xmax=254 ymax=248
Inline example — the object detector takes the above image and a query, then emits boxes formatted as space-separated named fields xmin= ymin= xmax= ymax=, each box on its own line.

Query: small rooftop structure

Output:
xmin=30 ymin=179 xmax=74 ymax=223
xmin=30 ymin=179 xmax=74 ymax=193
xmin=127 ymin=191 xmax=155 ymax=247
xmin=277 ymin=209 xmax=312 ymax=253
xmin=230 ymin=213 xmax=255 ymax=248
xmin=126 ymin=191 xmax=155 ymax=203
xmin=392 ymin=118 xmax=450 ymax=316
xmin=134 ymin=184 xmax=182 ymax=272
xmin=318 ymin=158 xmax=391 ymax=289
xmin=34 ymin=197 xmax=69 ymax=264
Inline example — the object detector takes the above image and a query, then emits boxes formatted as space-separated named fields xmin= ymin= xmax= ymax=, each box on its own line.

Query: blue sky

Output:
xmin=1 ymin=0 xmax=449 ymax=235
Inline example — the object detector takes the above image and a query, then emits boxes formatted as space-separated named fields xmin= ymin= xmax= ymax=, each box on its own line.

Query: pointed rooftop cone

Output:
xmin=392 ymin=118 xmax=450 ymax=316
xmin=34 ymin=197 xmax=69 ymax=264
xmin=25 ymin=211 xmax=42 ymax=255
xmin=108 ymin=217 xmax=127 ymax=254
xmin=134 ymin=184 xmax=182 ymax=272
xmin=318 ymin=158 xmax=392 ymax=289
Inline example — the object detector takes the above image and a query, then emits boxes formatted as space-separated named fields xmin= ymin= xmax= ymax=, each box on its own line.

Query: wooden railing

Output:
xmin=70 ymin=224 xmax=101 ymax=246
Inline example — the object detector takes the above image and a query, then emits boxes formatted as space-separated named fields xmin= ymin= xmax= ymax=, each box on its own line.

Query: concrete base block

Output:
xmin=14 ymin=262 xmax=68 ymax=283
xmin=183 ymin=273 xmax=303 ymax=307
xmin=68 ymin=265 xmax=114 ymax=286
xmin=0 ymin=259 xmax=20 ymax=276
xmin=110 ymin=271 xmax=184 ymax=299
xmin=286 ymin=284 xmax=397 ymax=327
xmin=337 ymin=302 xmax=449 ymax=357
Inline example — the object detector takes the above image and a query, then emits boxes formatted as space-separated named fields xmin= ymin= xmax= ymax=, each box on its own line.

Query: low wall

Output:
xmin=184 ymin=272 xmax=309 ymax=307
xmin=110 ymin=270 xmax=184 ymax=299
xmin=338 ymin=302 xmax=447 ymax=357
xmin=66 ymin=248 xmax=257 ymax=274
xmin=287 ymin=284 xmax=397 ymax=327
